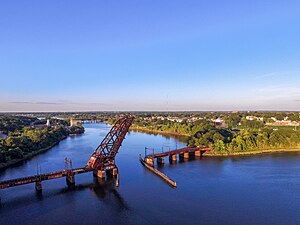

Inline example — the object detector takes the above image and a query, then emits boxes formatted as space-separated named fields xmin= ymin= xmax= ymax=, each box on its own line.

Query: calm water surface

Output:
xmin=0 ymin=123 xmax=299 ymax=225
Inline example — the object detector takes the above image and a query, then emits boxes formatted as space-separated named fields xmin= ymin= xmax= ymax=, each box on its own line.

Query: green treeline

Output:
xmin=131 ymin=117 xmax=300 ymax=154
xmin=188 ymin=123 xmax=300 ymax=154
xmin=0 ymin=115 xmax=36 ymax=132
xmin=0 ymin=126 xmax=68 ymax=163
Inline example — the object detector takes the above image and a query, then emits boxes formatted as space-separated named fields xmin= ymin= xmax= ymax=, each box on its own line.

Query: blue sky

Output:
xmin=0 ymin=0 xmax=300 ymax=111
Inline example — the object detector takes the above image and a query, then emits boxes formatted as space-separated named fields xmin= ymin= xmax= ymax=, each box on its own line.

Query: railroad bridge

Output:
xmin=0 ymin=115 xmax=134 ymax=191
xmin=144 ymin=146 xmax=211 ymax=166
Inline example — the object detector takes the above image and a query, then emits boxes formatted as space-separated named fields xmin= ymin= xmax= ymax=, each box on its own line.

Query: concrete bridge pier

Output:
xmin=106 ymin=167 xmax=118 ymax=177
xmin=35 ymin=181 xmax=42 ymax=191
xmin=93 ymin=170 xmax=106 ymax=179
xmin=145 ymin=157 xmax=154 ymax=167
xmin=169 ymin=154 xmax=177 ymax=163
xmin=66 ymin=173 xmax=75 ymax=187
xmin=195 ymin=150 xmax=201 ymax=157
xmin=157 ymin=157 xmax=165 ymax=165
xmin=179 ymin=152 xmax=189 ymax=159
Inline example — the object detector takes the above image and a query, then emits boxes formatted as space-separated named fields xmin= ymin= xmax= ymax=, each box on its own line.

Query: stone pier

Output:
xmin=145 ymin=157 xmax=154 ymax=166
xmin=169 ymin=154 xmax=177 ymax=163
xmin=66 ymin=173 xmax=75 ymax=187
xmin=195 ymin=150 xmax=201 ymax=157
xmin=157 ymin=157 xmax=165 ymax=165
xmin=93 ymin=170 xmax=106 ymax=178
xmin=107 ymin=168 xmax=118 ymax=177
xmin=35 ymin=181 xmax=42 ymax=191
xmin=179 ymin=152 xmax=189 ymax=159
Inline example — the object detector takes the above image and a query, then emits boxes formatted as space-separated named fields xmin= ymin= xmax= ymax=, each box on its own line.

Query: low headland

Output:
xmin=0 ymin=115 xmax=85 ymax=170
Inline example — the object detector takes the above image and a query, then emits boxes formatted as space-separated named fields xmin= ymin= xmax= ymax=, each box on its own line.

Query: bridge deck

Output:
xmin=0 ymin=167 xmax=93 ymax=189
xmin=145 ymin=146 xmax=211 ymax=158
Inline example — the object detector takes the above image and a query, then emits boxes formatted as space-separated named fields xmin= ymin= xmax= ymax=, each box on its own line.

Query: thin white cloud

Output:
xmin=255 ymin=72 xmax=276 ymax=79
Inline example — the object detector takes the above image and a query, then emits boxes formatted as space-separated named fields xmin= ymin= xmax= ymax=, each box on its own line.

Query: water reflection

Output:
xmin=0 ymin=176 xmax=129 ymax=213
xmin=91 ymin=177 xmax=129 ymax=211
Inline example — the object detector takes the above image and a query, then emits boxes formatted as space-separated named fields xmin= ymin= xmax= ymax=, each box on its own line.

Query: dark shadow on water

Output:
xmin=0 ymin=177 xmax=130 ymax=212
xmin=154 ymin=155 xmax=205 ymax=168
xmin=91 ymin=176 xmax=130 ymax=211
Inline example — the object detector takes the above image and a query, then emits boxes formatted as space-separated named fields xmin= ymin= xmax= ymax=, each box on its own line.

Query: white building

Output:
xmin=46 ymin=119 xmax=51 ymax=127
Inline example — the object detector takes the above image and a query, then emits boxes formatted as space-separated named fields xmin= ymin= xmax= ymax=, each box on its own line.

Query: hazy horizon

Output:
xmin=1 ymin=1 xmax=300 ymax=112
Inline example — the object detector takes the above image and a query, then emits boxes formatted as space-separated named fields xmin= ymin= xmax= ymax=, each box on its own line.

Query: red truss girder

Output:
xmin=87 ymin=115 xmax=134 ymax=170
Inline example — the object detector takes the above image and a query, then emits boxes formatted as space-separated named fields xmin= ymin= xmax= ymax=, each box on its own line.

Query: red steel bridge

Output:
xmin=0 ymin=115 xmax=134 ymax=191
xmin=143 ymin=146 xmax=211 ymax=166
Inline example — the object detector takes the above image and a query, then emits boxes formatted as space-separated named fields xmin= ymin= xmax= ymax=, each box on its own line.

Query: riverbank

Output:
xmin=204 ymin=148 xmax=300 ymax=157
xmin=130 ymin=126 xmax=190 ymax=137
xmin=0 ymin=136 xmax=68 ymax=170
xmin=132 ymin=127 xmax=300 ymax=157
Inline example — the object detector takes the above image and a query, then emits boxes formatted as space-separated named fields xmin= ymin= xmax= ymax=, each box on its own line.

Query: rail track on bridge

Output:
xmin=0 ymin=115 xmax=134 ymax=192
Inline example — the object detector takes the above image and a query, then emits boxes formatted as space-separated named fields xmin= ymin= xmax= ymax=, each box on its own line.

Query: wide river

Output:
xmin=0 ymin=123 xmax=299 ymax=225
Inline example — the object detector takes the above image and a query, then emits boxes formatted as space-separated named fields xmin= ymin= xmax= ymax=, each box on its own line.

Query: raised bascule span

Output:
xmin=0 ymin=115 xmax=134 ymax=191
xmin=87 ymin=115 xmax=134 ymax=177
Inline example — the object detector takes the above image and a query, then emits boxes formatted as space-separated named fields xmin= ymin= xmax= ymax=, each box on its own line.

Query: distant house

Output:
xmin=266 ymin=120 xmax=300 ymax=126
xmin=246 ymin=116 xmax=264 ymax=121
xmin=212 ymin=118 xmax=226 ymax=127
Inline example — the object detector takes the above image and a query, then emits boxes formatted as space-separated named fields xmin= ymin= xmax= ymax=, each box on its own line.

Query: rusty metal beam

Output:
xmin=87 ymin=115 xmax=134 ymax=170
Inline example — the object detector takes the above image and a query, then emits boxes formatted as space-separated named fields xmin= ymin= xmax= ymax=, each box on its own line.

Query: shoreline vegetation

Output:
xmin=0 ymin=136 xmax=67 ymax=170
xmin=130 ymin=126 xmax=190 ymax=137
xmin=204 ymin=148 xmax=300 ymax=156
xmin=130 ymin=124 xmax=300 ymax=157
xmin=0 ymin=114 xmax=85 ymax=170
xmin=0 ymin=127 xmax=85 ymax=170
